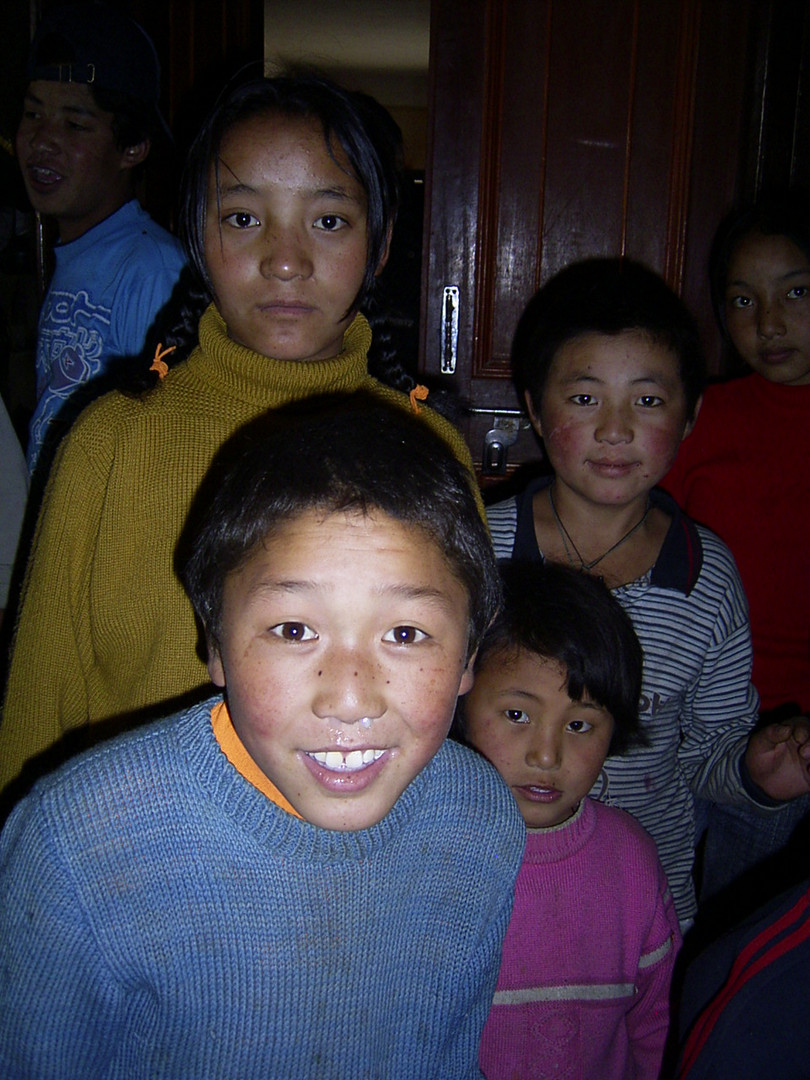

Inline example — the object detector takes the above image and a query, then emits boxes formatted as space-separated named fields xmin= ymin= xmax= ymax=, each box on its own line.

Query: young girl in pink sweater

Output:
xmin=457 ymin=560 xmax=682 ymax=1080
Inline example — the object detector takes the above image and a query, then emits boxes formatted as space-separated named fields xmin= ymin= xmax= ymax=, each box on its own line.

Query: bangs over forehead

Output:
xmin=178 ymin=392 xmax=500 ymax=657
xmin=468 ymin=561 xmax=646 ymax=756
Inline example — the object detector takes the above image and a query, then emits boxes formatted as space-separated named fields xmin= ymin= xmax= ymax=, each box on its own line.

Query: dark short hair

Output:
xmin=179 ymin=72 xmax=401 ymax=312
xmin=178 ymin=392 xmax=499 ymax=657
xmin=457 ymin=560 xmax=645 ymax=756
xmin=512 ymin=258 xmax=705 ymax=422
xmin=25 ymin=4 xmax=165 ymax=148
xmin=709 ymin=189 xmax=810 ymax=339
xmin=88 ymin=85 xmax=158 ymax=149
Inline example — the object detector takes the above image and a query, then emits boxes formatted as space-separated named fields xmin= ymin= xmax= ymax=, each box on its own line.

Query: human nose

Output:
xmin=312 ymin=646 xmax=386 ymax=726
xmin=259 ymin=223 xmax=313 ymax=281
xmin=525 ymin=726 xmax=562 ymax=770
xmin=594 ymin=402 xmax=633 ymax=444
xmin=757 ymin=299 xmax=786 ymax=339
xmin=18 ymin=115 xmax=57 ymax=154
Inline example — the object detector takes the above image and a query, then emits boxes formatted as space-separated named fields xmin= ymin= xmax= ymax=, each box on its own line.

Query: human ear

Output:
xmin=374 ymin=222 xmax=394 ymax=277
xmin=207 ymin=640 xmax=226 ymax=688
xmin=458 ymin=649 xmax=478 ymax=697
xmin=681 ymin=393 xmax=703 ymax=440
xmin=121 ymin=139 xmax=150 ymax=171
xmin=523 ymin=389 xmax=543 ymax=437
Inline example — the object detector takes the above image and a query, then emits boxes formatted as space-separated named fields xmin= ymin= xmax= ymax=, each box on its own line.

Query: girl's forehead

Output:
xmin=221 ymin=110 xmax=319 ymax=149
xmin=728 ymin=230 xmax=810 ymax=280
xmin=212 ymin=111 xmax=361 ymax=194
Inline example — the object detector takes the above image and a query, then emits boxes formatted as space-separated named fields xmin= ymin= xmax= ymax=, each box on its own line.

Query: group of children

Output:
xmin=0 ymin=71 xmax=478 ymax=800
xmin=0 ymin=15 xmax=808 ymax=1076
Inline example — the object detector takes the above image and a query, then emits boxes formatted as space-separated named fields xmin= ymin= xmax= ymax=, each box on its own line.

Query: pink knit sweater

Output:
xmin=479 ymin=797 xmax=681 ymax=1080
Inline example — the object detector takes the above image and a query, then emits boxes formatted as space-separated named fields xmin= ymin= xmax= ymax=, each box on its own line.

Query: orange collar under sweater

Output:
xmin=211 ymin=700 xmax=303 ymax=819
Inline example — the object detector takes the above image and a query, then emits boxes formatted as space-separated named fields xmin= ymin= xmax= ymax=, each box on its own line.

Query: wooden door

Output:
xmin=420 ymin=0 xmax=758 ymax=481
xmin=128 ymin=0 xmax=266 ymax=229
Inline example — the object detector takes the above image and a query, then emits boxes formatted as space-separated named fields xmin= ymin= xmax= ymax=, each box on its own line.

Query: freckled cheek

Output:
xmin=210 ymin=251 xmax=250 ymax=287
xmin=229 ymin=660 xmax=298 ymax=730
xmin=540 ymin=419 xmax=588 ymax=464
xmin=487 ymin=736 xmax=515 ymax=772
xmin=243 ymin=685 xmax=288 ymax=728
xmin=405 ymin=665 xmax=466 ymax=736
xmin=464 ymin=714 xmax=502 ymax=760
xmin=326 ymin=252 xmax=367 ymax=298
xmin=400 ymin=664 xmax=452 ymax=709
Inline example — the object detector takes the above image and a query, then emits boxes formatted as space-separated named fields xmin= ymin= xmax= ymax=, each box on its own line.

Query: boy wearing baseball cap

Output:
xmin=16 ymin=3 xmax=185 ymax=475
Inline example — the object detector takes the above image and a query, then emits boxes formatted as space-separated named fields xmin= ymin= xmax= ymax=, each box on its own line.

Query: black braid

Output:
xmin=119 ymin=265 xmax=211 ymax=396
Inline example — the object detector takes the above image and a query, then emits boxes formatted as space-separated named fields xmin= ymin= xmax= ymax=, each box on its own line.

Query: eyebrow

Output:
xmin=493 ymin=687 xmax=601 ymax=705
xmin=216 ymin=175 xmax=362 ymax=206
xmin=491 ymin=687 xmax=542 ymax=702
xmin=24 ymin=91 xmax=100 ymax=120
xmin=249 ymin=578 xmax=462 ymax=610
xmin=558 ymin=370 xmax=675 ymax=387
xmin=63 ymin=104 xmax=99 ymax=120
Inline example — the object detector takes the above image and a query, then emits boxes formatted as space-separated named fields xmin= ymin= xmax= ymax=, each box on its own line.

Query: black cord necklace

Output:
xmin=548 ymin=483 xmax=651 ymax=572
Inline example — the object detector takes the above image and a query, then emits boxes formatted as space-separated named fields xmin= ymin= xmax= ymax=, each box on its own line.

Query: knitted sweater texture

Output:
xmin=0 ymin=307 xmax=478 ymax=793
xmin=663 ymin=373 xmax=810 ymax=713
xmin=479 ymin=798 xmax=681 ymax=1080
xmin=0 ymin=698 xmax=526 ymax=1080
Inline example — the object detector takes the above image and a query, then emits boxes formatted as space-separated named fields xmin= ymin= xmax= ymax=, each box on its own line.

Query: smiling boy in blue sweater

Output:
xmin=0 ymin=393 xmax=525 ymax=1080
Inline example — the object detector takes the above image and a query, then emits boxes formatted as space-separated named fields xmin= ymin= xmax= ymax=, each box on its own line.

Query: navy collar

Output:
xmin=512 ymin=476 xmax=702 ymax=595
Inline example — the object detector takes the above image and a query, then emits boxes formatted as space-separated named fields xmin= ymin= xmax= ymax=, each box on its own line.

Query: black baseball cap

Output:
xmin=25 ymin=4 xmax=168 ymax=135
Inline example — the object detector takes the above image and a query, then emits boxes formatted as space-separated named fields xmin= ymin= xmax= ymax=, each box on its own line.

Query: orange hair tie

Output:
xmin=149 ymin=343 xmax=176 ymax=380
xmin=409 ymin=384 xmax=429 ymax=414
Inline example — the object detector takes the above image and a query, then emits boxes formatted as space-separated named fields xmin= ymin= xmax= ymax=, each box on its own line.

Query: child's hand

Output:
xmin=745 ymin=717 xmax=810 ymax=801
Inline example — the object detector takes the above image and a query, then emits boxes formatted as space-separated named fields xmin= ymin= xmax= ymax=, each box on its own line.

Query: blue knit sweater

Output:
xmin=0 ymin=699 xmax=525 ymax=1079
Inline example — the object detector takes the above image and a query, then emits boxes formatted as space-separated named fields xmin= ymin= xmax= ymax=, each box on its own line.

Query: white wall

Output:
xmin=263 ymin=0 xmax=430 ymax=108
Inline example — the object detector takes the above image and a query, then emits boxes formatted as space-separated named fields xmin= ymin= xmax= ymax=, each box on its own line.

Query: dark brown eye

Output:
xmin=566 ymin=719 xmax=593 ymax=734
xmin=384 ymin=625 xmax=427 ymax=644
xmin=269 ymin=622 xmax=316 ymax=642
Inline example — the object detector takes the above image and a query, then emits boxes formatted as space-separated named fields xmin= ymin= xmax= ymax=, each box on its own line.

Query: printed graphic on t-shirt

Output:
xmin=38 ymin=289 xmax=109 ymax=392
xmin=28 ymin=289 xmax=111 ymax=467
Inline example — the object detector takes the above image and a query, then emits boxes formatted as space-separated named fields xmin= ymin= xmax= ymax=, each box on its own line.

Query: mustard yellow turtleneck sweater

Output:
xmin=0 ymin=307 xmax=480 ymax=795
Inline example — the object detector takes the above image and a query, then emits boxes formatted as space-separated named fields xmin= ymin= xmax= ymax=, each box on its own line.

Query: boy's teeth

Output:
xmin=31 ymin=166 xmax=61 ymax=183
xmin=311 ymin=748 xmax=384 ymax=771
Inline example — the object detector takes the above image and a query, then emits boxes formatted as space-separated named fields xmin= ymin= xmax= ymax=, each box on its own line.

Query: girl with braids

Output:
xmin=0 ymin=73 xmax=478 ymax=804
